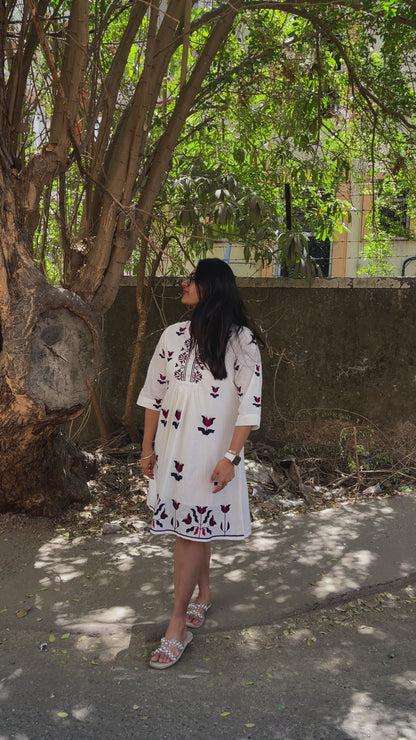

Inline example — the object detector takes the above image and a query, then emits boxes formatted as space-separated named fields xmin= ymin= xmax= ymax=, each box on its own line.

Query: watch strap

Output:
xmin=224 ymin=451 xmax=241 ymax=466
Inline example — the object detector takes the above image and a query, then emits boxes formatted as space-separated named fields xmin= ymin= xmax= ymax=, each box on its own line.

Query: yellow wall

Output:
xmin=332 ymin=179 xmax=416 ymax=277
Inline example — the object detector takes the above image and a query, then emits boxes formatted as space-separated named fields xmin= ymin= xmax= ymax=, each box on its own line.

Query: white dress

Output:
xmin=137 ymin=321 xmax=262 ymax=541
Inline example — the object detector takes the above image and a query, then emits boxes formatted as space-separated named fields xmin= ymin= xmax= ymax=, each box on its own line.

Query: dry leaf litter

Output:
xmin=45 ymin=437 xmax=416 ymax=538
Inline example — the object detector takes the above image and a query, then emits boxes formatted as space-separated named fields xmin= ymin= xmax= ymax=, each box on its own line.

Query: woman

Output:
xmin=137 ymin=258 xmax=262 ymax=669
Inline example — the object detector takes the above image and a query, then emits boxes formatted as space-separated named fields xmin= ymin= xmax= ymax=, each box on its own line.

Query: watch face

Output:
xmin=233 ymin=455 xmax=241 ymax=466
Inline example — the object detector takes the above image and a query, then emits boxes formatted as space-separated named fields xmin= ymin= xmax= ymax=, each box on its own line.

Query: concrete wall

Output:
xmin=71 ymin=277 xmax=416 ymax=457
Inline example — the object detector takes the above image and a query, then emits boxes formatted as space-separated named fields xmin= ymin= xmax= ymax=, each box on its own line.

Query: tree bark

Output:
xmin=0 ymin=182 xmax=101 ymax=514
xmin=122 ymin=232 xmax=166 ymax=439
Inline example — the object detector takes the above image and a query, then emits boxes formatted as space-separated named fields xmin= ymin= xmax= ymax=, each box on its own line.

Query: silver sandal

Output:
xmin=186 ymin=602 xmax=212 ymax=629
xmin=149 ymin=631 xmax=193 ymax=670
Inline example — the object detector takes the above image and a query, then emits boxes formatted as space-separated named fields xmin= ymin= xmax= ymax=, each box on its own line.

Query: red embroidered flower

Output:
xmin=172 ymin=410 xmax=182 ymax=429
xmin=198 ymin=416 xmax=216 ymax=435
xmin=171 ymin=460 xmax=184 ymax=481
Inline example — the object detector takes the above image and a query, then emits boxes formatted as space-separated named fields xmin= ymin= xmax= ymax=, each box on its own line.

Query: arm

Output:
xmin=210 ymin=424 xmax=252 ymax=493
xmin=140 ymin=408 xmax=160 ymax=479
xmin=210 ymin=328 xmax=262 ymax=493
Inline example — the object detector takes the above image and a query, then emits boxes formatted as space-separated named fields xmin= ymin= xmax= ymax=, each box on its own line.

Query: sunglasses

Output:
xmin=186 ymin=273 xmax=197 ymax=284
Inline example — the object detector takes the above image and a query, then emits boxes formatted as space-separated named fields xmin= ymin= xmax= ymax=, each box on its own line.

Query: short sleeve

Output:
xmin=231 ymin=328 xmax=262 ymax=430
xmin=136 ymin=329 xmax=169 ymax=411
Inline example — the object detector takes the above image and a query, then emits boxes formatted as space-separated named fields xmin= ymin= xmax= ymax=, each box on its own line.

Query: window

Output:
xmin=378 ymin=183 xmax=411 ymax=238
xmin=308 ymin=236 xmax=331 ymax=277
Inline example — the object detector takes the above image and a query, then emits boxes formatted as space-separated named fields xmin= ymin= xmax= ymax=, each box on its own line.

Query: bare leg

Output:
xmin=186 ymin=542 xmax=212 ymax=627
xmin=150 ymin=537 xmax=208 ymax=665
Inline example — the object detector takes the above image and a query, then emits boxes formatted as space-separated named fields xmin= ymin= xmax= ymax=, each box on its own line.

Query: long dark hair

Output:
xmin=189 ymin=258 xmax=263 ymax=379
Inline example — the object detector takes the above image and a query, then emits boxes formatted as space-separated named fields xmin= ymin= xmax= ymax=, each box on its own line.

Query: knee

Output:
xmin=176 ymin=536 xmax=205 ymax=553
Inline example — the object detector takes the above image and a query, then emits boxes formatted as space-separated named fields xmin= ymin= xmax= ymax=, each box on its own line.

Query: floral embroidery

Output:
xmin=235 ymin=385 xmax=243 ymax=397
xmin=157 ymin=373 xmax=167 ymax=385
xmin=176 ymin=326 xmax=186 ymax=336
xmin=153 ymin=398 xmax=162 ymax=409
xmin=170 ymin=499 xmax=181 ymax=530
xmin=152 ymin=499 xmax=168 ymax=529
xmin=255 ymin=364 xmax=261 ymax=377
xmin=160 ymin=408 xmax=169 ymax=426
xmin=210 ymin=386 xmax=220 ymax=398
xmin=172 ymin=410 xmax=182 ymax=429
xmin=174 ymin=340 xmax=191 ymax=381
xmin=190 ymin=355 xmax=204 ymax=383
xmin=173 ymin=338 xmax=204 ymax=384
xmin=182 ymin=505 xmax=217 ymax=538
xmin=167 ymin=351 xmax=174 ymax=361
xmin=253 ymin=396 xmax=261 ymax=407
xmin=197 ymin=415 xmax=215 ymax=435
xmin=149 ymin=499 xmax=245 ymax=540
xmin=220 ymin=503 xmax=231 ymax=533
xmin=171 ymin=460 xmax=184 ymax=481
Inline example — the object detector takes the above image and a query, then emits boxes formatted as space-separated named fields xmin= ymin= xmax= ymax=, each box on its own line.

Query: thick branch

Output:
xmin=133 ymin=0 xmax=244 ymax=232
xmin=91 ymin=0 xmax=243 ymax=314
xmin=83 ymin=0 xmax=149 ymax=186
xmin=73 ymin=0 xmax=187 ymax=303
xmin=91 ymin=0 xmax=186 ymax=220
xmin=47 ymin=0 xmax=89 ymax=154
xmin=6 ymin=0 xmax=54 ymax=155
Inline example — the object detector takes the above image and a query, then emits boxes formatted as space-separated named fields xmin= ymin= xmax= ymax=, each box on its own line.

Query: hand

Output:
xmin=210 ymin=458 xmax=235 ymax=493
xmin=140 ymin=451 xmax=156 ymax=479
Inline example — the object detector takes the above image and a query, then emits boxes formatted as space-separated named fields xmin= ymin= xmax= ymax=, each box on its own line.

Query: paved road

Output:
xmin=1 ymin=495 xmax=415 ymax=739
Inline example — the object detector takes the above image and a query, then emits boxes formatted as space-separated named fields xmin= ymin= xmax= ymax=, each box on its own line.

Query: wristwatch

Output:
xmin=224 ymin=450 xmax=241 ymax=466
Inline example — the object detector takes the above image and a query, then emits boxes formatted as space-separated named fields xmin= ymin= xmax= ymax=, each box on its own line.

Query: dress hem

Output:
xmin=148 ymin=525 xmax=250 ymax=542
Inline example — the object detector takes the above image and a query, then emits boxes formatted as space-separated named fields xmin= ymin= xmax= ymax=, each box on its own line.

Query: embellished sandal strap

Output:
xmin=153 ymin=637 xmax=184 ymax=660
xmin=186 ymin=602 xmax=209 ymax=617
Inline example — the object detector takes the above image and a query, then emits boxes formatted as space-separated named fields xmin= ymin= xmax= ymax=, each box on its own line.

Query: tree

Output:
xmin=0 ymin=0 xmax=243 ymax=513
xmin=122 ymin=2 xmax=416 ymax=430
xmin=1 ymin=1 xmax=415 ymax=513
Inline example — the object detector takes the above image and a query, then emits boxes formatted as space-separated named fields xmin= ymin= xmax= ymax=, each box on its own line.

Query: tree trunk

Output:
xmin=122 ymin=232 xmax=168 ymax=439
xmin=0 ymin=201 xmax=101 ymax=515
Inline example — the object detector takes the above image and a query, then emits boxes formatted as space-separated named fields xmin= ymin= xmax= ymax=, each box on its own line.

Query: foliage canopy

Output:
xmin=2 ymin=1 xmax=416 ymax=291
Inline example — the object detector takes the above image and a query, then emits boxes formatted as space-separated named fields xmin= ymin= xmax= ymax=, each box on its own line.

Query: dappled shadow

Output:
xmin=205 ymin=494 xmax=416 ymax=630
xmin=0 ymin=495 xmax=415 ymax=737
